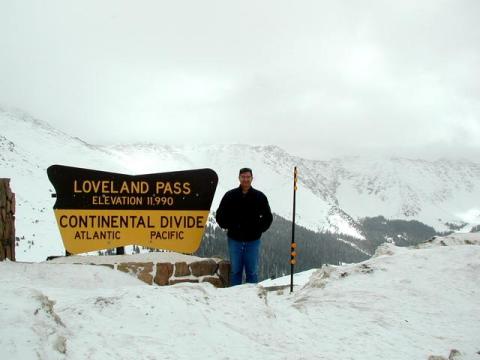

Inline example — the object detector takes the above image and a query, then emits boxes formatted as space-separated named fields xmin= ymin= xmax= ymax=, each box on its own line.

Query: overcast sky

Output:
xmin=1 ymin=0 xmax=479 ymax=160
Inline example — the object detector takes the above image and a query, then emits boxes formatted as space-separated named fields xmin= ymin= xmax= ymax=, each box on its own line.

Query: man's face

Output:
xmin=239 ymin=172 xmax=253 ymax=190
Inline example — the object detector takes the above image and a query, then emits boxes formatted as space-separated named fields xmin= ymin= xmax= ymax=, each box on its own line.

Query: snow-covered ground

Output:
xmin=1 ymin=233 xmax=479 ymax=360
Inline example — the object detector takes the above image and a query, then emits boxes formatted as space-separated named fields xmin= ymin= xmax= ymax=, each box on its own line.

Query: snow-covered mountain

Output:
xmin=1 ymin=108 xmax=479 ymax=261
xmin=1 ymin=233 xmax=479 ymax=359
xmin=107 ymin=143 xmax=480 ymax=235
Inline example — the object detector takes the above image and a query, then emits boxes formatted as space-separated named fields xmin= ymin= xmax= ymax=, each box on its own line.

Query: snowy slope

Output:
xmin=1 ymin=108 xmax=480 ymax=261
xmin=0 ymin=108 xmax=130 ymax=260
xmin=106 ymin=143 xmax=341 ymax=235
xmin=107 ymin=143 xmax=480 ymax=235
xmin=0 ymin=233 xmax=478 ymax=359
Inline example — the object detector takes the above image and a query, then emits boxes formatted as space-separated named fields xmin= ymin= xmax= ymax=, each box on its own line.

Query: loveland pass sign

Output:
xmin=47 ymin=165 xmax=218 ymax=254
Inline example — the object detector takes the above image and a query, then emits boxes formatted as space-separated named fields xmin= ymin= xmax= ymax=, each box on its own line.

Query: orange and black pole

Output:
xmin=290 ymin=166 xmax=298 ymax=293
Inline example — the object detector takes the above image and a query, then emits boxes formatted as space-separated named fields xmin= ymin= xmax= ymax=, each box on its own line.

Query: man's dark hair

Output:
xmin=239 ymin=167 xmax=253 ymax=176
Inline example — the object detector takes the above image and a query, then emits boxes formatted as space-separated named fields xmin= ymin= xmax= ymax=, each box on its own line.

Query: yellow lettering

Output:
xmin=110 ymin=181 xmax=118 ymax=194
xmin=173 ymin=182 xmax=182 ymax=195
xmin=101 ymin=181 xmax=109 ymax=193
xmin=120 ymin=181 xmax=130 ymax=193
xmin=92 ymin=181 xmax=101 ymax=193
xmin=140 ymin=181 xmax=149 ymax=193
xmin=83 ymin=181 xmax=92 ymax=193
xmin=131 ymin=181 xmax=140 ymax=193
xmin=73 ymin=180 xmax=81 ymax=193
xmin=155 ymin=181 xmax=165 ymax=193
xmin=156 ymin=181 xmax=190 ymax=195
xmin=164 ymin=182 xmax=173 ymax=194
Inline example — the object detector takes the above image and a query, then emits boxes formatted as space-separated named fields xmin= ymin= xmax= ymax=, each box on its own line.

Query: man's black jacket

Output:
xmin=215 ymin=186 xmax=273 ymax=241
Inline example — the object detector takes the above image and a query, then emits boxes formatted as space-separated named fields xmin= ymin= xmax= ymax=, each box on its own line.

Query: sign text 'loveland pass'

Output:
xmin=47 ymin=165 xmax=218 ymax=254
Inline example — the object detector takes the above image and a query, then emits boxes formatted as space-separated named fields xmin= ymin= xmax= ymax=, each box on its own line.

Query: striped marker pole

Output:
xmin=290 ymin=166 xmax=298 ymax=293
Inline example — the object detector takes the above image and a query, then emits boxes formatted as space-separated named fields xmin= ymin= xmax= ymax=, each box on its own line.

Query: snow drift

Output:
xmin=0 ymin=233 xmax=478 ymax=359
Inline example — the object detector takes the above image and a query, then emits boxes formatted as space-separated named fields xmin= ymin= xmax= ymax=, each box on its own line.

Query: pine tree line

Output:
xmin=195 ymin=214 xmax=369 ymax=281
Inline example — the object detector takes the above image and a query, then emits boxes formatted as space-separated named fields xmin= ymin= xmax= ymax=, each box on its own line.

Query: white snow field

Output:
xmin=1 ymin=233 xmax=479 ymax=360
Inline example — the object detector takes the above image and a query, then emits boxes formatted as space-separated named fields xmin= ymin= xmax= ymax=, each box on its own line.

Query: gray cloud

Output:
xmin=0 ymin=0 xmax=479 ymax=160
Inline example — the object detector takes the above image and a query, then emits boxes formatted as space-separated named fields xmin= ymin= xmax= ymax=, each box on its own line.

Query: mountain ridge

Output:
xmin=1 ymin=108 xmax=479 ymax=261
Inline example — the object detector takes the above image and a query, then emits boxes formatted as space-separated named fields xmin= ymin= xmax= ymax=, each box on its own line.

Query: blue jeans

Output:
xmin=228 ymin=238 xmax=261 ymax=286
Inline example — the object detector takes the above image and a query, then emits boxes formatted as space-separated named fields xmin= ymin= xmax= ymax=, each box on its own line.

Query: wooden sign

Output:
xmin=47 ymin=165 xmax=218 ymax=254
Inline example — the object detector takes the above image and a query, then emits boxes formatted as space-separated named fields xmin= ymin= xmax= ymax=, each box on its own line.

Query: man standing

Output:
xmin=215 ymin=168 xmax=273 ymax=286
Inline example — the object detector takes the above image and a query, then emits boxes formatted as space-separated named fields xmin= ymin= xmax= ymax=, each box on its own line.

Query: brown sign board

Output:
xmin=47 ymin=165 xmax=218 ymax=254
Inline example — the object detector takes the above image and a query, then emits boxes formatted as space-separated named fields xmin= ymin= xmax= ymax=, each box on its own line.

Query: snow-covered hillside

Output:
xmin=0 ymin=108 xmax=130 ymax=260
xmin=1 ymin=108 xmax=480 ymax=261
xmin=107 ymin=143 xmax=480 ymax=236
xmin=0 ymin=233 xmax=479 ymax=359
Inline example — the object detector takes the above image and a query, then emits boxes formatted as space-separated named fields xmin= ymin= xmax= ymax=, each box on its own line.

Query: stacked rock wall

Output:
xmin=114 ymin=259 xmax=230 ymax=287
xmin=54 ymin=256 xmax=231 ymax=288
xmin=0 ymin=179 xmax=15 ymax=261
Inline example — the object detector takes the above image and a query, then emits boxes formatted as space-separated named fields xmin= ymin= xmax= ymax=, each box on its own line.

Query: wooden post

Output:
xmin=290 ymin=167 xmax=297 ymax=293
xmin=0 ymin=179 xmax=16 ymax=261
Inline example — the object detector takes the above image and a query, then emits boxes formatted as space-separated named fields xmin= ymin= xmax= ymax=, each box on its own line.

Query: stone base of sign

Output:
xmin=116 ymin=259 xmax=230 ymax=287
xmin=49 ymin=253 xmax=230 ymax=288
xmin=117 ymin=262 xmax=154 ymax=285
